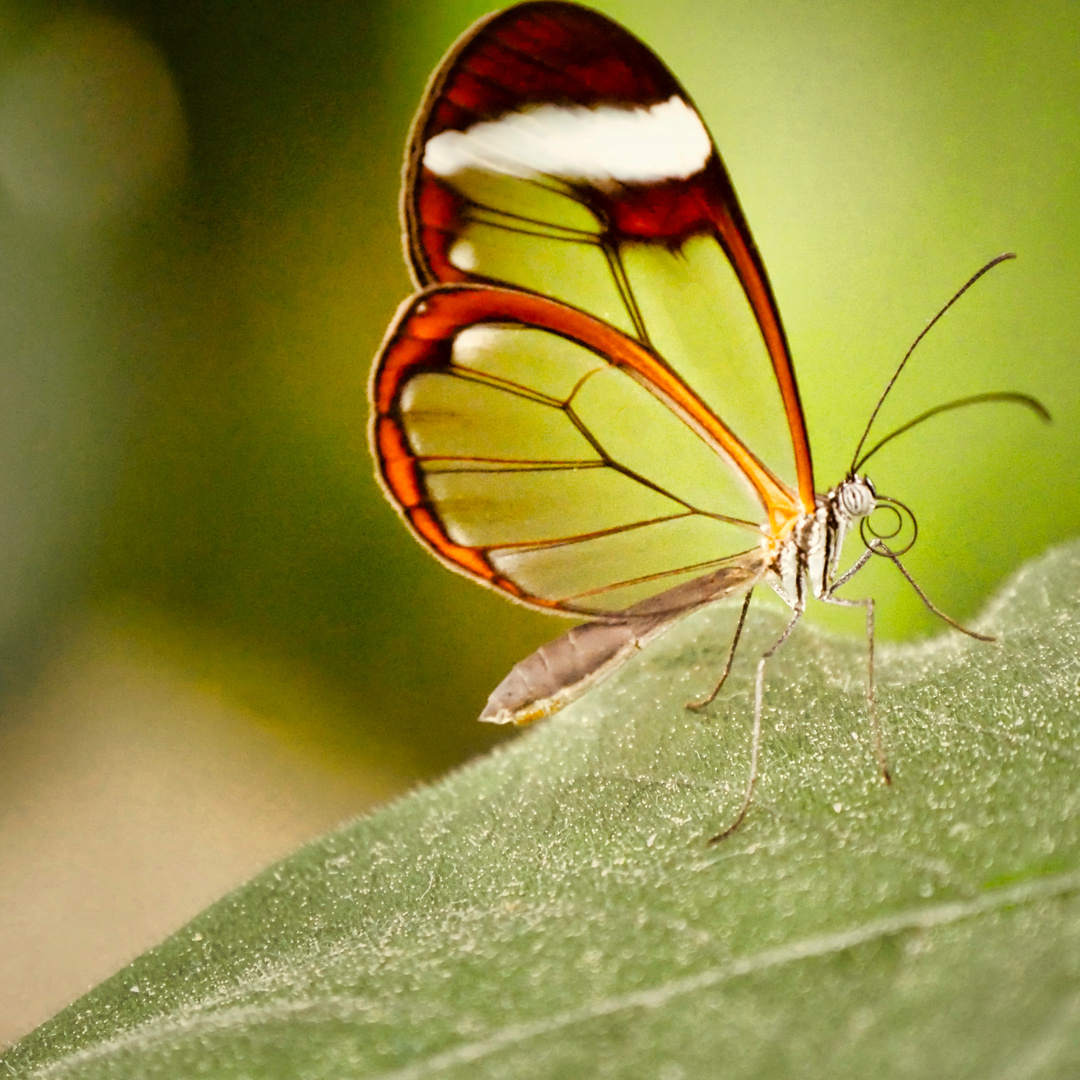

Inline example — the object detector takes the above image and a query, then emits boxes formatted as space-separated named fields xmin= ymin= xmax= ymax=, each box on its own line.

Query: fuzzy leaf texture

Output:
xmin=5 ymin=541 xmax=1080 ymax=1080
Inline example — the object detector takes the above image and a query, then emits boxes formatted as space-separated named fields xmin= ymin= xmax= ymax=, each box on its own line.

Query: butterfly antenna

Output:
xmin=848 ymin=253 xmax=1017 ymax=475
xmin=852 ymin=391 xmax=1049 ymax=474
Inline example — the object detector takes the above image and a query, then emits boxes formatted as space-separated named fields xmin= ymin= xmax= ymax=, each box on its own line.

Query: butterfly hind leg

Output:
xmin=823 ymin=538 xmax=996 ymax=788
xmin=822 ymin=588 xmax=891 ymax=784
xmin=819 ymin=544 xmax=890 ymax=782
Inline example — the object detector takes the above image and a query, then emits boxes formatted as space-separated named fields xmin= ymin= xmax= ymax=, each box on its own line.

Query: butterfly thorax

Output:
xmin=769 ymin=476 xmax=876 ymax=608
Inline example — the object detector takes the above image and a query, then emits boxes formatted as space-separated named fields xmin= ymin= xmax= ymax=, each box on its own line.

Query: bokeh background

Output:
xmin=0 ymin=0 xmax=1076 ymax=1046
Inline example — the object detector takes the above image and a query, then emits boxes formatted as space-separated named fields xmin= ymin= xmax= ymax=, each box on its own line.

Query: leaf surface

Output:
xmin=6 ymin=542 xmax=1080 ymax=1079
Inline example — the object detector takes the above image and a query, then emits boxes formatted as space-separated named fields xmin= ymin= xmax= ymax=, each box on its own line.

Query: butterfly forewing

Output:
xmin=404 ymin=1 xmax=814 ymax=508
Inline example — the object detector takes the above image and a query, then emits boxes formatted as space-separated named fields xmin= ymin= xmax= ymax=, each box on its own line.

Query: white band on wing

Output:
xmin=423 ymin=95 xmax=711 ymax=184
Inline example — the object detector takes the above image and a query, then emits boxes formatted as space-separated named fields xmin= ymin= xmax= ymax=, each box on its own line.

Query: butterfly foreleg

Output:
xmin=869 ymin=540 xmax=994 ymax=642
xmin=709 ymin=597 xmax=805 ymax=844
xmin=687 ymin=588 xmax=754 ymax=712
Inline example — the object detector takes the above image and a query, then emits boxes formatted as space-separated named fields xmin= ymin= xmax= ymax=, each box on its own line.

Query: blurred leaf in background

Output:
xmin=0 ymin=0 xmax=1077 ymax=1049
xmin=0 ymin=6 xmax=181 ymax=687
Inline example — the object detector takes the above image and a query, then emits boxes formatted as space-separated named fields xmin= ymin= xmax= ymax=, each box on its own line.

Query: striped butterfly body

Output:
xmin=370 ymin=2 xmax=1046 ymax=838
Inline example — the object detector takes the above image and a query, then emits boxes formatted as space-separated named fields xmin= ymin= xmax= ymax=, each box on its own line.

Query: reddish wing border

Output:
xmin=401 ymin=1 xmax=816 ymax=509
xmin=369 ymin=283 xmax=804 ymax=613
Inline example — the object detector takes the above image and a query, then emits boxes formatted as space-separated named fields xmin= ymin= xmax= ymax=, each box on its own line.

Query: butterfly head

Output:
xmin=805 ymin=476 xmax=875 ymax=591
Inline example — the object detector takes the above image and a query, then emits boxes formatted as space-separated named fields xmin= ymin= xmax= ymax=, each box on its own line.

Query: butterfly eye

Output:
xmin=838 ymin=479 xmax=875 ymax=519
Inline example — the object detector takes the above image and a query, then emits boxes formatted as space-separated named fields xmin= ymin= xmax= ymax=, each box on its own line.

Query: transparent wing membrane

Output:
xmin=428 ymin=170 xmax=641 ymax=338
xmin=490 ymin=520 xmax=761 ymax=612
xmin=375 ymin=304 xmax=766 ymax=615
xmin=422 ymin=173 xmax=799 ymax=495
xmin=621 ymin=237 xmax=797 ymax=488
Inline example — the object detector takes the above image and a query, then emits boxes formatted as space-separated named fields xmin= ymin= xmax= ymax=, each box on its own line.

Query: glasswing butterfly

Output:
xmin=369 ymin=1 xmax=1048 ymax=839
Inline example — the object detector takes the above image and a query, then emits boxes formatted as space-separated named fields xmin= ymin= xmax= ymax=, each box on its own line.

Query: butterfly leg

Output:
xmin=822 ymin=589 xmax=890 ymax=783
xmin=709 ymin=600 xmax=804 ymax=844
xmin=687 ymin=588 xmax=754 ymax=711
xmin=870 ymin=540 xmax=994 ymax=642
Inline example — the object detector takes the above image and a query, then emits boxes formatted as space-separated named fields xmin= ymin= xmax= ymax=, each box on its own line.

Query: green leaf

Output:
xmin=6 ymin=542 xmax=1080 ymax=1079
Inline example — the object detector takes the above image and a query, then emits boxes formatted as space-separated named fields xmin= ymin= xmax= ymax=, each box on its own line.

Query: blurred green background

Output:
xmin=0 ymin=0 xmax=1077 ymax=1046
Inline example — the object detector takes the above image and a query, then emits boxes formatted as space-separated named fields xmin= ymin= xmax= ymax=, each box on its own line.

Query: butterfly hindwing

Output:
xmin=371 ymin=284 xmax=788 ymax=615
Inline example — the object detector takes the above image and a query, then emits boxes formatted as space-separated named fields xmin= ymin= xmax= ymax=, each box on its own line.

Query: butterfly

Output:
xmin=369 ymin=1 xmax=1047 ymax=839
